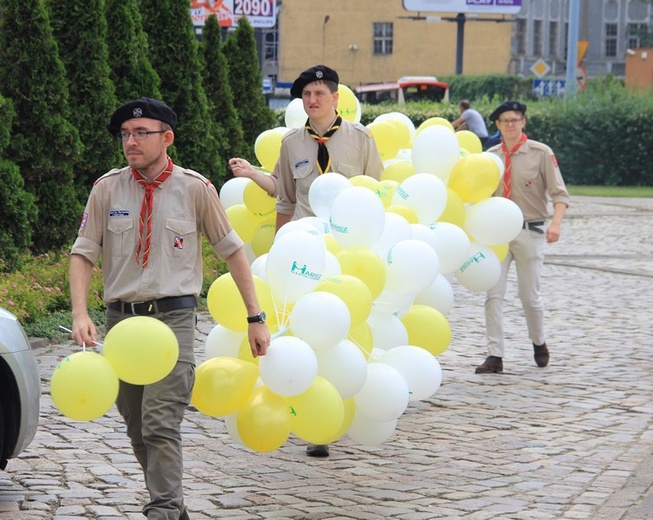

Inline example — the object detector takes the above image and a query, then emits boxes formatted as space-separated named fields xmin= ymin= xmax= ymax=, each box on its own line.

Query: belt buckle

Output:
xmin=129 ymin=301 xmax=146 ymax=315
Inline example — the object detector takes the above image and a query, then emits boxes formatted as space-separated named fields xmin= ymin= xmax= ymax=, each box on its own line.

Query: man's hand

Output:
xmin=71 ymin=312 xmax=98 ymax=347
xmin=247 ymin=322 xmax=270 ymax=357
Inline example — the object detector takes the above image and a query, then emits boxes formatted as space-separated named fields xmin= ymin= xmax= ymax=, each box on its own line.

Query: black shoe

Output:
xmin=306 ymin=444 xmax=329 ymax=457
xmin=179 ymin=510 xmax=189 ymax=520
xmin=533 ymin=343 xmax=549 ymax=367
xmin=475 ymin=356 xmax=503 ymax=374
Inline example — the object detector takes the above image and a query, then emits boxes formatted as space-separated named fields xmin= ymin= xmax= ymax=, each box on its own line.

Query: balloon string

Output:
xmin=58 ymin=325 xmax=103 ymax=348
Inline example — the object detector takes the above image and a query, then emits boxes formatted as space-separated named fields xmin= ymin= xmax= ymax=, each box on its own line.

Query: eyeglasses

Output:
xmin=498 ymin=118 xmax=523 ymax=126
xmin=117 ymin=130 xmax=167 ymax=142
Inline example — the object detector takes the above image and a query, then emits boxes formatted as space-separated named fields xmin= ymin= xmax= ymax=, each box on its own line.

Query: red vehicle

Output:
xmin=355 ymin=76 xmax=450 ymax=105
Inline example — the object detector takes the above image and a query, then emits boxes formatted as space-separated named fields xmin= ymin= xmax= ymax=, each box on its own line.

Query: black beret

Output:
xmin=489 ymin=100 xmax=527 ymax=123
xmin=106 ymin=97 xmax=177 ymax=136
xmin=290 ymin=65 xmax=339 ymax=98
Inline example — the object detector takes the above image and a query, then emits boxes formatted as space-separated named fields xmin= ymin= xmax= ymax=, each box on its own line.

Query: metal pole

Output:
xmin=565 ymin=0 xmax=580 ymax=97
xmin=455 ymin=13 xmax=466 ymax=75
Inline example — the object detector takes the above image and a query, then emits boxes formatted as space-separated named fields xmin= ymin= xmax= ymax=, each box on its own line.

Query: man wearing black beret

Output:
xmin=70 ymin=97 xmax=270 ymax=519
xmin=476 ymin=100 xmax=570 ymax=375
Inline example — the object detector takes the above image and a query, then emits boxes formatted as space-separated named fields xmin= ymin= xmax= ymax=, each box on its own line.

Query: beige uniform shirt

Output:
xmin=71 ymin=165 xmax=243 ymax=303
xmin=489 ymin=139 xmax=570 ymax=222
xmin=274 ymin=119 xmax=384 ymax=220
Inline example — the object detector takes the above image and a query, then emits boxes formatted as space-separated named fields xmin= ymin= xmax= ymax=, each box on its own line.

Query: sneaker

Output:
xmin=306 ymin=444 xmax=329 ymax=457
xmin=475 ymin=356 xmax=503 ymax=374
xmin=533 ymin=343 xmax=549 ymax=367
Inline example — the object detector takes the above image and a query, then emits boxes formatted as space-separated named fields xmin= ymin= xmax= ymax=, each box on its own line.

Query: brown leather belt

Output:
xmin=523 ymin=221 xmax=544 ymax=234
xmin=107 ymin=295 xmax=197 ymax=315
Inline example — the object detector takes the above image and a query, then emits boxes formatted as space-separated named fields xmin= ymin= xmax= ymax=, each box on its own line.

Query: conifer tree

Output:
xmin=47 ymin=0 xmax=122 ymax=194
xmin=201 ymin=14 xmax=245 ymax=166
xmin=139 ymin=0 xmax=225 ymax=183
xmin=104 ymin=0 xmax=161 ymax=103
xmin=0 ymin=95 xmax=38 ymax=271
xmin=0 ymin=0 xmax=83 ymax=253
xmin=223 ymin=17 xmax=275 ymax=161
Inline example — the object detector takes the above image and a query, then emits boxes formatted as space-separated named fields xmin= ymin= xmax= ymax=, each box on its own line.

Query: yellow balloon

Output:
xmin=207 ymin=273 xmax=275 ymax=331
xmin=416 ymin=117 xmax=454 ymax=135
xmin=337 ymin=84 xmax=359 ymax=122
xmin=377 ymin=179 xmax=399 ymax=207
xmin=104 ymin=316 xmax=179 ymax=385
xmin=243 ymin=179 xmax=276 ymax=217
xmin=349 ymin=175 xmax=381 ymax=192
xmin=381 ymin=160 xmax=415 ymax=183
xmin=225 ymin=204 xmax=263 ymax=242
xmin=326 ymin=397 xmax=356 ymax=443
xmin=367 ymin=121 xmax=401 ymax=161
xmin=51 ymin=351 xmax=119 ymax=421
xmin=191 ymin=357 xmax=258 ymax=417
xmin=438 ymin=187 xmax=466 ymax=227
xmin=400 ymin=304 xmax=452 ymax=357
xmin=447 ymin=154 xmax=501 ymax=203
xmin=456 ymin=130 xmax=482 ymax=154
xmin=384 ymin=119 xmax=412 ymax=149
xmin=324 ymin=233 xmax=342 ymax=255
xmin=316 ymin=275 xmax=373 ymax=328
xmin=254 ymin=129 xmax=283 ymax=171
xmin=336 ymin=247 xmax=386 ymax=300
xmin=288 ymin=376 xmax=345 ymax=444
xmin=490 ymin=242 xmax=509 ymax=262
xmin=386 ymin=204 xmax=418 ymax=224
xmin=251 ymin=219 xmax=276 ymax=257
xmin=237 ymin=387 xmax=290 ymax=452
xmin=348 ymin=321 xmax=373 ymax=359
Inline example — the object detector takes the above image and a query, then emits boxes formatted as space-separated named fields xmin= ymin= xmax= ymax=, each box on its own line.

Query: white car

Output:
xmin=0 ymin=307 xmax=40 ymax=469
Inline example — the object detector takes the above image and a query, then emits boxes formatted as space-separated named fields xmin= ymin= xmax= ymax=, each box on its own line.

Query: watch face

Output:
xmin=259 ymin=311 xmax=266 ymax=323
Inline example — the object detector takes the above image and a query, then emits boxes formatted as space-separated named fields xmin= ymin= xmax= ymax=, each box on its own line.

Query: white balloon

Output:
xmin=367 ymin=312 xmax=409 ymax=350
xmin=414 ymin=274 xmax=455 ymax=315
xmin=323 ymin=251 xmax=342 ymax=278
xmin=315 ymin=339 xmax=368 ymax=398
xmin=219 ymin=177 xmax=249 ymax=210
xmin=289 ymin=292 xmax=351 ymax=351
xmin=265 ymin=231 xmax=326 ymax=304
xmin=371 ymin=289 xmax=415 ymax=318
xmin=205 ymin=324 xmax=245 ymax=359
xmin=329 ymin=187 xmax=386 ymax=248
xmin=411 ymin=125 xmax=460 ymax=183
xmin=284 ymin=98 xmax=308 ymax=128
xmin=384 ymin=239 xmax=439 ymax=295
xmin=354 ymin=363 xmax=409 ymax=422
xmin=275 ymin=220 xmax=324 ymax=244
xmin=346 ymin=410 xmax=397 ymax=446
xmin=380 ymin=345 xmax=442 ymax=401
xmin=392 ymin=173 xmax=448 ymax=224
xmin=428 ymin=222 xmax=471 ymax=274
xmin=224 ymin=412 xmax=245 ymax=446
xmin=464 ymin=197 xmax=524 ymax=245
xmin=410 ymin=223 xmax=441 ymax=253
xmin=308 ymin=173 xmax=352 ymax=219
xmin=299 ymin=216 xmax=331 ymax=235
xmin=258 ymin=336 xmax=318 ymax=396
xmin=250 ymin=253 xmax=267 ymax=280
xmin=454 ymin=242 xmax=502 ymax=292
xmin=371 ymin=212 xmax=412 ymax=259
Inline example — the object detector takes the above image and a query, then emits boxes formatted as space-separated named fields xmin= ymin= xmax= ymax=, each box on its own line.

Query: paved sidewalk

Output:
xmin=1 ymin=196 xmax=652 ymax=519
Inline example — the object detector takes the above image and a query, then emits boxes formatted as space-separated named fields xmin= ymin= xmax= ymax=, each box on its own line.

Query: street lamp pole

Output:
xmin=322 ymin=15 xmax=330 ymax=63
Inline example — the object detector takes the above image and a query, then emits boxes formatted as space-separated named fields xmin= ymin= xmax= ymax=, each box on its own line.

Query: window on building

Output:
xmin=264 ymin=28 xmax=278 ymax=62
xmin=373 ymin=22 xmax=393 ymax=55
xmin=627 ymin=23 xmax=648 ymax=49
xmin=605 ymin=23 xmax=618 ymax=57
xmin=549 ymin=21 xmax=558 ymax=58
xmin=532 ymin=20 xmax=543 ymax=56
xmin=564 ymin=22 xmax=569 ymax=59
xmin=516 ymin=19 xmax=526 ymax=55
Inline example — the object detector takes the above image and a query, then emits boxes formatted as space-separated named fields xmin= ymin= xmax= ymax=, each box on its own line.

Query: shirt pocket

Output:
xmin=292 ymin=159 xmax=313 ymax=180
xmin=165 ymin=218 xmax=197 ymax=258
xmin=106 ymin=218 xmax=135 ymax=257
xmin=336 ymin=163 xmax=361 ymax=178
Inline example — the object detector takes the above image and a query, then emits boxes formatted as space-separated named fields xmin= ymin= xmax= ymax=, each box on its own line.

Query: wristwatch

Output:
xmin=247 ymin=311 xmax=266 ymax=324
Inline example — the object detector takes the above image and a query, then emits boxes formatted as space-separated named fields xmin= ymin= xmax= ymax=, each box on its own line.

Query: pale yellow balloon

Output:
xmin=455 ymin=130 xmax=482 ymax=154
xmin=489 ymin=242 xmax=509 ymax=262
xmin=381 ymin=160 xmax=415 ymax=183
xmin=254 ymin=129 xmax=284 ymax=171
xmin=416 ymin=117 xmax=454 ymax=136
xmin=337 ymin=84 xmax=359 ymax=122
xmin=350 ymin=175 xmax=381 ymax=192
xmin=438 ymin=188 xmax=466 ymax=227
xmin=385 ymin=119 xmax=412 ymax=149
xmin=367 ymin=121 xmax=401 ymax=161
xmin=377 ymin=179 xmax=400 ymax=207
xmin=386 ymin=204 xmax=418 ymax=224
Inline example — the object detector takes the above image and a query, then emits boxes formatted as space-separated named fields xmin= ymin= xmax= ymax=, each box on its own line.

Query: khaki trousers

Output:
xmin=107 ymin=307 xmax=196 ymax=520
xmin=484 ymin=228 xmax=546 ymax=358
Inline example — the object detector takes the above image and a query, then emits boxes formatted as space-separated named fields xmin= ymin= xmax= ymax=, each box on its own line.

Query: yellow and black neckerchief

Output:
xmin=305 ymin=115 xmax=342 ymax=174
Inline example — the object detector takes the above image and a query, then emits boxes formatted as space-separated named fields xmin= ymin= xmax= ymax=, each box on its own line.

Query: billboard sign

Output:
xmin=190 ymin=0 xmax=276 ymax=28
xmin=403 ymin=0 xmax=522 ymax=15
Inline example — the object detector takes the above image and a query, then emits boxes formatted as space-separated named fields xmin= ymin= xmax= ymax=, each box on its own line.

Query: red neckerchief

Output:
xmin=500 ymin=132 xmax=527 ymax=199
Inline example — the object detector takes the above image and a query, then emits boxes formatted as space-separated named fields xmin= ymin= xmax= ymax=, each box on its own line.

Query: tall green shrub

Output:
xmin=47 ymin=0 xmax=122 ymax=194
xmin=0 ymin=96 xmax=38 ymax=271
xmin=223 ymin=17 xmax=275 ymax=162
xmin=105 ymin=0 xmax=161 ymax=103
xmin=139 ymin=0 xmax=225 ymax=182
xmin=201 ymin=14 xmax=246 ymax=171
xmin=0 ymin=0 xmax=83 ymax=253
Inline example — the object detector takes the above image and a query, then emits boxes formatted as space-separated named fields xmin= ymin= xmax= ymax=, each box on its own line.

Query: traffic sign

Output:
xmin=530 ymin=59 xmax=551 ymax=78
xmin=533 ymin=79 xmax=566 ymax=98
xmin=576 ymin=65 xmax=588 ymax=91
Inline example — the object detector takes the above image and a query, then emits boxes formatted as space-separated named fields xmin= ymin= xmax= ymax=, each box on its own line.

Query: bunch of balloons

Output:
xmin=51 ymin=317 xmax=179 ymax=421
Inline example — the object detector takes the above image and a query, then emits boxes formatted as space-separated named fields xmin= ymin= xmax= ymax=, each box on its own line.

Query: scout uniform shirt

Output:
xmin=274 ymin=119 xmax=384 ymax=220
xmin=488 ymin=139 xmax=570 ymax=222
xmin=71 ymin=165 xmax=243 ymax=303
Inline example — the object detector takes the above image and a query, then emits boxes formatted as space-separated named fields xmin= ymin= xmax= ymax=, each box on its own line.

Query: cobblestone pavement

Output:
xmin=1 ymin=196 xmax=652 ymax=520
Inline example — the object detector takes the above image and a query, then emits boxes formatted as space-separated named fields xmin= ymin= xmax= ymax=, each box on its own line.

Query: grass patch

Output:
xmin=568 ymin=185 xmax=653 ymax=198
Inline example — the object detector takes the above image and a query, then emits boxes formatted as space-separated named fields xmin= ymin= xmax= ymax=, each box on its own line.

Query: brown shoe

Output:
xmin=533 ymin=343 xmax=549 ymax=367
xmin=475 ymin=356 xmax=503 ymax=374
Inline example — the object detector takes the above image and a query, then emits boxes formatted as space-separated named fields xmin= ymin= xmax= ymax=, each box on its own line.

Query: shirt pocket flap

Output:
xmin=107 ymin=218 xmax=134 ymax=234
xmin=165 ymin=218 xmax=196 ymax=235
